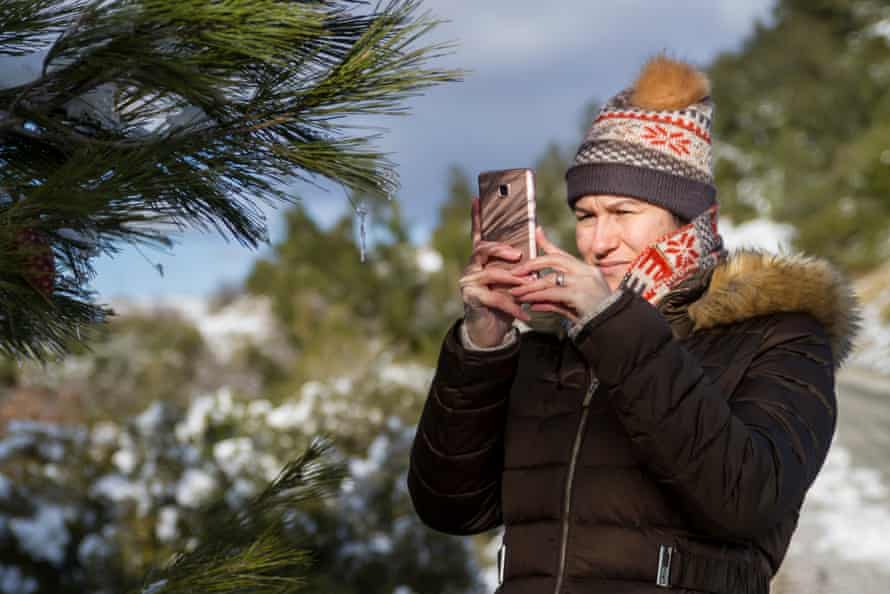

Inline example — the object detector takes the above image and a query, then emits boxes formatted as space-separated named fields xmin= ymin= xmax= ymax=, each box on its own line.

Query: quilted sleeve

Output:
xmin=571 ymin=290 xmax=837 ymax=540
xmin=407 ymin=318 xmax=521 ymax=535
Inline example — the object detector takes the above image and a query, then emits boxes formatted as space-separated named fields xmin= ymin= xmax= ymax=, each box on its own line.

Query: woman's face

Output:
xmin=574 ymin=194 xmax=681 ymax=292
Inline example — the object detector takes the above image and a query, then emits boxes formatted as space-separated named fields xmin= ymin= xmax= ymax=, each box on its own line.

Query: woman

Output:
xmin=407 ymin=56 xmax=861 ymax=594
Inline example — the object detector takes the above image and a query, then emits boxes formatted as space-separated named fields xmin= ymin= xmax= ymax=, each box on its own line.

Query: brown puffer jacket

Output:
xmin=408 ymin=250 xmax=860 ymax=594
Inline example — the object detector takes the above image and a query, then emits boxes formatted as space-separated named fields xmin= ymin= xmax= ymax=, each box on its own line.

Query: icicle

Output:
xmin=142 ymin=579 xmax=168 ymax=594
xmin=356 ymin=203 xmax=369 ymax=263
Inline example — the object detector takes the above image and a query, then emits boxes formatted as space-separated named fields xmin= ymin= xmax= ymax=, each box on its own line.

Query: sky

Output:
xmin=1 ymin=0 xmax=777 ymax=300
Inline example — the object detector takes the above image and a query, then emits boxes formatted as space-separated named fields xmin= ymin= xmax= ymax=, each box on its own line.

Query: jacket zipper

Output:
xmin=553 ymin=367 xmax=599 ymax=594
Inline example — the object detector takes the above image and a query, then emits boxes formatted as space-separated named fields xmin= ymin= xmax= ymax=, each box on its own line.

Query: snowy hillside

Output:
xmin=109 ymin=294 xmax=277 ymax=361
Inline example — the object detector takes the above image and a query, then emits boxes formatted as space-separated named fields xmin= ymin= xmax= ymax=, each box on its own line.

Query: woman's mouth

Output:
xmin=597 ymin=261 xmax=628 ymax=273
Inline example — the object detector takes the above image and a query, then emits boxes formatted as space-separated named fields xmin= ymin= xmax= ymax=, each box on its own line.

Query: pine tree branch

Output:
xmin=0 ymin=0 xmax=465 ymax=361
xmin=132 ymin=437 xmax=345 ymax=594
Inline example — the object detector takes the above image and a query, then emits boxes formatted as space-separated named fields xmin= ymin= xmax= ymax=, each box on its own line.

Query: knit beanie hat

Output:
xmin=566 ymin=55 xmax=716 ymax=221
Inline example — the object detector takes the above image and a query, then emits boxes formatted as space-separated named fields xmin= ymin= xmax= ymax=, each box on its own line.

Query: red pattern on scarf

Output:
xmin=619 ymin=205 xmax=723 ymax=305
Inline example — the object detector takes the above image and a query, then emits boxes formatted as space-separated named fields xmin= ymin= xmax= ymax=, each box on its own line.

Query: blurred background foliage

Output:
xmin=709 ymin=0 xmax=890 ymax=272
xmin=2 ymin=0 xmax=890 ymax=592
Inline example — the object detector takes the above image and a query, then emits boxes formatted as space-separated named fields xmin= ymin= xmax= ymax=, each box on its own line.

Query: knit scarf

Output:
xmin=619 ymin=204 xmax=726 ymax=306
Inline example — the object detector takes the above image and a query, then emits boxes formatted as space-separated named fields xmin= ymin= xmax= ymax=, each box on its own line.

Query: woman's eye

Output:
xmin=575 ymin=214 xmax=593 ymax=221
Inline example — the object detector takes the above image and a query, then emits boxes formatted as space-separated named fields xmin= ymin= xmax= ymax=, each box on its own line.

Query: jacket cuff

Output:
xmin=570 ymin=290 xmax=674 ymax=387
xmin=432 ymin=318 xmax=521 ymax=404
xmin=460 ymin=321 xmax=519 ymax=351
xmin=568 ymin=290 xmax=625 ymax=341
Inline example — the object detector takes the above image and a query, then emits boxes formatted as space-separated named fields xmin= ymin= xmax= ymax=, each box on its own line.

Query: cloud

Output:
xmin=429 ymin=0 xmax=648 ymax=68
xmin=426 ymin=0 xmax=776 ymax=73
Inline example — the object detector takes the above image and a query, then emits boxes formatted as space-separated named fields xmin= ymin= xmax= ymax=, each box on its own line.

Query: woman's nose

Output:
xmin=593 ymin=218 xmax=620 ymax=257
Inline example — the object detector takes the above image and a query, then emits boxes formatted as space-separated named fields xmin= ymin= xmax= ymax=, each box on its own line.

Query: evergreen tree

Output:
xmin=709 ymin=0 xmax=890 ymax=271
xmin=0 ymin=0 xmax=463 ymax=360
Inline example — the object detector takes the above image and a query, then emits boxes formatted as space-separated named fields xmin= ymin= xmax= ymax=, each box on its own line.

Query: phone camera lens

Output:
xmin=498 ymin=184 xmax=509 ymax=197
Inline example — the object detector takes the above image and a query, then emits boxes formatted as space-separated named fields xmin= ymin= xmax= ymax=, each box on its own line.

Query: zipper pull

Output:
xmin=582 ymin=376 xmax=599 ymax=407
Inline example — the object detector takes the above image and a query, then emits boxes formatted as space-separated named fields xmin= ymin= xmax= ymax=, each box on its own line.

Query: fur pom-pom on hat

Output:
xmin=630 ymin=55 xmax=711 ymax=111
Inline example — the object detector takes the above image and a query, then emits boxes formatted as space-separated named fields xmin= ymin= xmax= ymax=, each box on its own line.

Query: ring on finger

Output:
xmin=555 ymin=271 xmax=566 ymax=287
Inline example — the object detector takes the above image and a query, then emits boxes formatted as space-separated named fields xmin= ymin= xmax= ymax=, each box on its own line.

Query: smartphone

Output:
xmin=477 ymin=168 xmax=537 ymax=291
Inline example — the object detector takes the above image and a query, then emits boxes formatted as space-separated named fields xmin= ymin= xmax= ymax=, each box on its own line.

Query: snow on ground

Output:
xmin=847 ymin=302 xmax=890 ymax=373
xmin=481 ymin=529 xmax=504 ymax=594
xmin=378 ymin=361 xmax=434 ymax=395
xmin=9 ymin=503 xmax=70 ymax=566
xmin=77 ymin=531 xmax=113 ymax=565
xmin=91 ymin=474 xmax=151 ymax=510
xmin=717 ymin=215 xmax=795 ymax=253
xmin=805 ymin=443 xmax=890 ymax=563
xmin=155 ymin=506 xmax=180 ymax=543
xmin=175 ymin=388 xmax=236 ymax=441
xmin=175 ymin=467 xmax=218 ymax=508
xmin=348 ymin=434 xmax=390 ymax=481
xmin=846 ymin=261 xmax=890 ymax=375
xmin=0 ymin=566 xmax=38 ymax=594
xmin=265 ymin=397 xmax=315 ymax=430
xmin=110 ymin=294 xmax=276 ymax=360
xmin=212 ymin=437 xmax=255 ymax=479
xmin=0 ymin=432 xmax=33 ymax=462
xmin=868 ymin=18 xmax=890 ymax=42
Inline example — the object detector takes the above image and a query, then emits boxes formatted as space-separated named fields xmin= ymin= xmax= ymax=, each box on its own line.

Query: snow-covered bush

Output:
xmin=0 ymin=367 xmax=481 ymax=594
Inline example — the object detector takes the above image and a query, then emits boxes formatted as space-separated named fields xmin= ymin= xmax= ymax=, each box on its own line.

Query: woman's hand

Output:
xmin=508 ymin=226 xmax=612 ymax=324
xmin=459 ymin=197 xmax=533 ymax=347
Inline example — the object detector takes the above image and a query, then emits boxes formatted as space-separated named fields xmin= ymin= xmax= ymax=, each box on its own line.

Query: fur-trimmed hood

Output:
xmin=687 ymin=249 xmax=862 ymax=367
